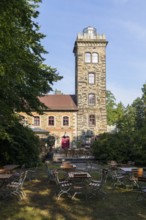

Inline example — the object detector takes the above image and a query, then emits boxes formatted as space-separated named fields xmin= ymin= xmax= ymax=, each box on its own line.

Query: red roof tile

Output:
xmin=39 ymin=94 xmax=77 ymax=110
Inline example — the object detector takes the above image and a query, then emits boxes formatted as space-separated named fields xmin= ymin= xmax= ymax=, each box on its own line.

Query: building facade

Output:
xmin=20 ymin=27 xmax=108 ymax=148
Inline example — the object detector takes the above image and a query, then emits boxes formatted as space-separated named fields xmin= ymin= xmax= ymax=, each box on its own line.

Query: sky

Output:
xmin=36 ymin=0 xmax=146 ymax=106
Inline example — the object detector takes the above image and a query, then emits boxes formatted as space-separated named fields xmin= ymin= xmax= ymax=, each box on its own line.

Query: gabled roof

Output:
xmin=39 ymin=94 xmax=77 ymax=111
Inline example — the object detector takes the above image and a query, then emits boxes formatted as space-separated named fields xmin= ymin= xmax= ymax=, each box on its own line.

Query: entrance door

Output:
xmin=61 ymin=136 xmax=70 ymax=149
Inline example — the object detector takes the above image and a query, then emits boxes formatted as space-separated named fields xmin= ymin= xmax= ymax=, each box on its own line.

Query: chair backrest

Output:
xmin=54 ymin=171 xmax=61 ymax=186
xmin=48 ymin=168 xmax=57 ymax=182
xmin=94 ymin=168 xmax=108 ymax=192
xmin=101 ymin=168 xmax=108 ymax=184
xmin=18 ymin=170 xmax=28 ymax=187
xmin=54 ymin=170 xmax=68 ymax=186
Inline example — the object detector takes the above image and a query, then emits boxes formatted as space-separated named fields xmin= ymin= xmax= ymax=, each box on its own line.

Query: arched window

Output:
xmin=92 ymin=53 xmax=98 ymax=63
xmin=88 ymin=93 xmax=95 ymax=105
xmin=88 ymin=72 xmax=95 ymax=84
xmin=85 ymin=52 xmax=91 ymax=63
xmin=89 ymin=115 xmax=96 ymax=126
xmin=34 ymin=116 xmax=40 ymax=126
xmin=48 ymin=116 xmax=54 ymax=126
xmin=63 ymin=116 xmax=69 ymax=126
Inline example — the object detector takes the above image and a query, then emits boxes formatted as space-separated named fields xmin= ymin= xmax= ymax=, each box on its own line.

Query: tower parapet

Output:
xmin=77 ymin=26 xmax=106 ymax=40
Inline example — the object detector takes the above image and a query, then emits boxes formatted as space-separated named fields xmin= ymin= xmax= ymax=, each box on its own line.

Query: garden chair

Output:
xmin=45 ymin=162 xmax=59 ymax=183
xmin=11 ymin=164 xmax=26 ymax=180
xmin=7 ymin=170 xmax=28 ymax=199
xmin=47 ymin=168 xmax=57 ymax=183
xmin=0 ymin=174 xmax=15 ymax=199
xmin=26 ymin=163 xmax=40 ymax=181
xmin=136 ymin=177 xmax=146 ymax=201
xmin=112 ymin=168 xmax=139 ymax=189
xmin=68 ymin=172 xmax=91 ymax=200
xmin=88 ymin=168 xmax=108 ymax=198
xmin=54 ymin=170 xmax=72 ymax=200
xmin=71 ymin=181 xmax=88 ymax=200
xmin=111 ymin=169 xmax=127 ymax=188
xmin=128 ymin=168 xmax=139 ymax=188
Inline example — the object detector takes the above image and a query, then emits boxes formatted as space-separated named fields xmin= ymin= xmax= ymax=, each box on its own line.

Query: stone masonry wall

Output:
xmin=74 ymin=35 xmax=108 ymax=138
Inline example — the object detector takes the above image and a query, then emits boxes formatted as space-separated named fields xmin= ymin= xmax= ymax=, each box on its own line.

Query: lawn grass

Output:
xmin=0 ymin=165 xmax=146 ymax=220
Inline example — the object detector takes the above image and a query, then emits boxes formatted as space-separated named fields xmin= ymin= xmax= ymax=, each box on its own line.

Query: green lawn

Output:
xmin=0 ymin=165 xmax=146 ymax=220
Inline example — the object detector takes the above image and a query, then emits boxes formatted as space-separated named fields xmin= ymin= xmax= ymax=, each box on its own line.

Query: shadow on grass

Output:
xmin=0 ymin=167 xmax=146 ymax=220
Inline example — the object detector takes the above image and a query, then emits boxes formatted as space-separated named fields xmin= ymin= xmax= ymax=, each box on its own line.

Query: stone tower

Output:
xmin=73 ymin=26 xmax=108 ymax=143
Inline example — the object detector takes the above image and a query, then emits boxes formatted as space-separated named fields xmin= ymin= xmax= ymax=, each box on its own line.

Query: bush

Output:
xmin=91 ymin=131 xmax=145 ymax=164
xmin=0 ymin=122 xmax=41 ymax=167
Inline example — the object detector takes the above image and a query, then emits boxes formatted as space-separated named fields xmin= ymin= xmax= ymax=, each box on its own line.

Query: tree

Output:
xmin=106 ymin=90 xmax=125 ymax=126
xmin=132 ymin=83 xmax=146 ymax=130
xmin=92 ymin=83 xmax=146 ymax=165
xmin=106 ymin=90 xmax=117 ymax=125
xmin=115 ymin=102 xmax=125 ymax=121
xmin=116 ymin=105 xmax=136 ymax=133
xmin=0 ymin=0 xmax=62 ymax=140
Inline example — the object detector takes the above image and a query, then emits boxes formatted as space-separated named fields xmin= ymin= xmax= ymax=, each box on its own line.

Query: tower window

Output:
xmin=34 ymin=116 xmax=40 ymax=126
xmin=85 ymin=52 xmax=91 ymax=63
xmin=48 ymin=116 xmax=54 ymax=126
xmin=92 ymin=53 xmax=98 ymax=63
xmin=89 ymin=115 xmax=96 ymax=126
xmin=85 ymin=52 xmax=98 ymax=63
xmin=63 ymin=116 xmax=69 ymax=126
xmin=88 ymin=72 xmax=95 ymax=84
xmin=88 ymin=93 xmax=95 ymax=105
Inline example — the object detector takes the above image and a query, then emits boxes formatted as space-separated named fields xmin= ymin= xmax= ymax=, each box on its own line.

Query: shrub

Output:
xmin=0 ymin=122 xmax=41 ymax=167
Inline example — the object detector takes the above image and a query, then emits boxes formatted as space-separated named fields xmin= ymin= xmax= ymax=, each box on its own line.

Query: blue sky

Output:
xmin=37 ymin=0 xmax=146 ymax=106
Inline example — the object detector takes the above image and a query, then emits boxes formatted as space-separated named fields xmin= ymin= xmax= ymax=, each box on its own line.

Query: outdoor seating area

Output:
xmin=0 ymin=164 xmax=35 ymax=200
xmin=45 ymin=160 xmax=146 ymax=202
xmin=1 ymin=161 xmax=146 ymax=219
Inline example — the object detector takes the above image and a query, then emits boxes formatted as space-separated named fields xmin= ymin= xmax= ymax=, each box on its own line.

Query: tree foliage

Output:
xmin=106 ymin=90 xmax=117 ymax=125
xmin=0 ymin=0 xmax=62 ymax=165
xmin=93 ymin=83 xmax=146 ymax=165
xmin=0 ymin=121 xmax=40 ymax=167
xmin=0 ymin=0 xmax=62 ymax=138
xmin=106 ymin=90 xmax=125 ymax=125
